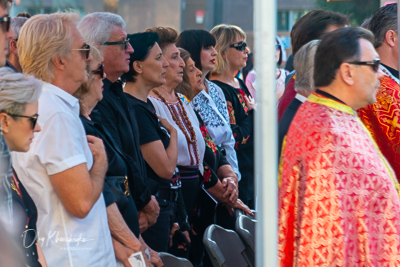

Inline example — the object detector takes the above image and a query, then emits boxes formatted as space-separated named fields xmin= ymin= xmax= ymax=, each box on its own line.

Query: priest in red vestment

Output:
xmin=357 ymin=4 xmax=400 ymax=182
xmin=279 ymin=27 xmax=400 ymax=266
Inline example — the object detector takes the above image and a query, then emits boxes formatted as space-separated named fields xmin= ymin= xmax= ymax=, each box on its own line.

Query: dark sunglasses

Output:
xmin=71 ymin=43 xmax=91 ymax=60
xmin=275 ymin=44 xmax=281 ymax=50
xmin=103 ymin=38 xmax=130 ymax=50
xmin=347 ymin=58 xmax=380 ymax=72
xmin=229 ymin=41 xmax=247 ymax=52
xmin=0 ymin=16 xmax=10 ymax=33
xmin=7 ymin=113 xmax=39 ymax=130
xmin=92 ymin=64 xmax=104 ymax=78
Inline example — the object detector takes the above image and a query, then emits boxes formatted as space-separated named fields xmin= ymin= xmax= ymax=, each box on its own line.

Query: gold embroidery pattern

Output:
xmin=357 ymin=74 xmax=400 ymax=182
xmin=11 ymin=178 xmax=21 ymax=198
xmin=227 ymin=101 xmax=236 ymax=125
xmin=279 ymin=97 xmax=400 ymax=266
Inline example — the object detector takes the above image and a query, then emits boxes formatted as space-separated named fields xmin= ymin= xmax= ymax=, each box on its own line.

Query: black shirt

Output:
xmin=197 ymin=114 xmax=228 ymax=189
xmin=211 ymin=79 xmax=254 ymax=202
xmin=382 ymin=63 xmax=399 ymax=79
xmin=126 ymin=94 xmax=175 ymax=190
xmin=278 ymin=97 xmax=302 ymax=160
xmin=81 ymin=112 xmax=128 ymax=178
xmin=126 ymin=94 xmax=191 ymax=231
xmin=5 ymin=60 xmax=18 ymax=73
xmin=80 ymin=112 xmax=140 ymax=237
xmin=315 ymin=89 xmax=346 ymax=105
xmin=92 ymin=79 xmax=152 ymax=210
xmin=11 ymin=169 xmax=41 ymax=267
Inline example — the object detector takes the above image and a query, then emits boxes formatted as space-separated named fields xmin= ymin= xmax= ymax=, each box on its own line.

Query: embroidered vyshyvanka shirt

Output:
xmin=191 ymin=80 xmax=240 ymax=180
xmin=279 ymin=93 xmax=400 ymax=266
xmin=211 ymin=79 xmax=254 ymax=204
xmin=149 ymin=93 xmax=205 ymax=170
xmin=358 ymin=64 xmax=400 ymax=182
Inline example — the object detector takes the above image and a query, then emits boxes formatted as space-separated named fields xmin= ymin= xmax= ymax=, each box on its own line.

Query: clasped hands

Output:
xmin=138 ymin=195 xmax=160 ymax=233
xmin=221 ymin=177 xmax=253 ymax=216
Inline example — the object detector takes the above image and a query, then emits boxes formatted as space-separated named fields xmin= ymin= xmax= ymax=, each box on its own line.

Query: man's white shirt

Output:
xmin=12 ymin=82 xmax=115 ymax=266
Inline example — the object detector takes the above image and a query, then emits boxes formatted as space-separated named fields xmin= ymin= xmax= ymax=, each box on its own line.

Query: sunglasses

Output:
xmin=0 ymin=16 xmax=10 ymax=33
xmin=347 ymin=58 xmax=380 ymax=72
xmin=92 ymin=64 xmax=104 ymax=78
xmin=71 ymin=43 xmax=91 ymax=60
xmin=229 ymin=41 xmax=247 ymax=52
xmin=103 ymin=38 xmax=130 ymax=50
xmin=275 ymin=44 xmax=281 ymax=50
xmin=7 ymin=113 xmax=39 ymax=130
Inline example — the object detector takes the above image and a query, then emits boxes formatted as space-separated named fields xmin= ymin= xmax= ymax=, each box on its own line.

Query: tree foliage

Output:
xmin=314 ymin=0 xmax=380 ymax=26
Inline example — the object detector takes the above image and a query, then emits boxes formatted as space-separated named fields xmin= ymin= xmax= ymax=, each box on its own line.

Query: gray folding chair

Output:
xmin=234 ymin=208 xmax=244 ymax=219
xmin=203 ymin=224 xmax=252 ymax=267
xmin=235 ymin=215 xmax=256 ymax=262
xmin=158 ymin=252 xmax=193 ymax=267
xmin=235 ymin=209 xmax=257 ymax=220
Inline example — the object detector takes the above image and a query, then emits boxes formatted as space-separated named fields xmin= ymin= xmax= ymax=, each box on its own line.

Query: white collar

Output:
xmin=42 ymin=81 xmax=79 ymax=108
xmin=295 ymin=93 xmax=308 ymax=103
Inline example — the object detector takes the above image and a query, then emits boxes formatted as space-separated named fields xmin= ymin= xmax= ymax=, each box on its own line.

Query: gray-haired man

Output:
xmin=78 ymin=12 xmax=162 ymax=266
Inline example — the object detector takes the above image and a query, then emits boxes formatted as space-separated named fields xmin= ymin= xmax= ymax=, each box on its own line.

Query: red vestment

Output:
xmin=358 ymin=65 xmax=400 ymax=182
xmin=279 ymin=93 xmax=400 ymax=266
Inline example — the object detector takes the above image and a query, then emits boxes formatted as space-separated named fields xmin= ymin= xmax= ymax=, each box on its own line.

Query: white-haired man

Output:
xmin=12 ymin=13 xmax=115 ymax=266
xmin=78 ymin=12 xmax=162 ymax=266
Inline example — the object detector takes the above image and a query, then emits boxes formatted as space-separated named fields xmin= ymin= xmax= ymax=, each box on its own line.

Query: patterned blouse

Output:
xmin=191 ymin=80 xmax=241 ymax=180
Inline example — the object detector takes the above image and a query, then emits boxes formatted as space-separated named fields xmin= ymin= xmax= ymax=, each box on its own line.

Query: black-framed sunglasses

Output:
xmin=275 ymin=44 xmax=281 ymax=50
xmin=0 ymin=16 xmax=10 ymax=33
xmin=229 ymin=41 xmax=247 ymax=52
xmin=92 ymin=64 xmax=104 ymax=78
xmin=347 ymin=58 xmax=380 ymax=72
xmin=7 ymin=113 xmax=39 ymax=130
xmin=71 ymin=44 xmax=91 ymax=60
xmin=103 ymin=38 xmax=130 ymax=50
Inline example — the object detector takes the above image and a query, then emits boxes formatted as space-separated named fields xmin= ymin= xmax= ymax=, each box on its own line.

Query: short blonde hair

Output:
xmin=210 ymin=24 xmax=246 ymax=75
xmin=18 ymin=12 xmax=80 ymax=83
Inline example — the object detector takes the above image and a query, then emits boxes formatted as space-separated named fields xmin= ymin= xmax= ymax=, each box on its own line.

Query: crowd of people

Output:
xmin=0 ymin=0 xmax=255 ymax=266
xmin=1 ymin=0 xmax=400 ymax=265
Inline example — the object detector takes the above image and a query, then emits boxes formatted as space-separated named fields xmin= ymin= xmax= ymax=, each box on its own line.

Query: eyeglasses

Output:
xmin=103 ymin=38 xmax=130 ymax=50
xmin=347 ymin=58 xmax=380 ymax=72
xmin=92 ymin=64 xmax=104 ymax=78
xmin=275 ymin=44 xmax=281 ymax=50
xmin=7 ymin=113 xmax=39 ymax=130
xmin=71 ymin=44 xmax=91 ymax=60
xmin=0 ymin=16 xmax=10 ymax=33
xmin=229 ymin=41 xmax=247 ymax=52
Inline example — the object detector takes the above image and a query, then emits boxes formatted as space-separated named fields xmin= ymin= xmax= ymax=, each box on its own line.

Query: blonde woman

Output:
xmin=210 ymin=24 xmax=255 ymax=209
